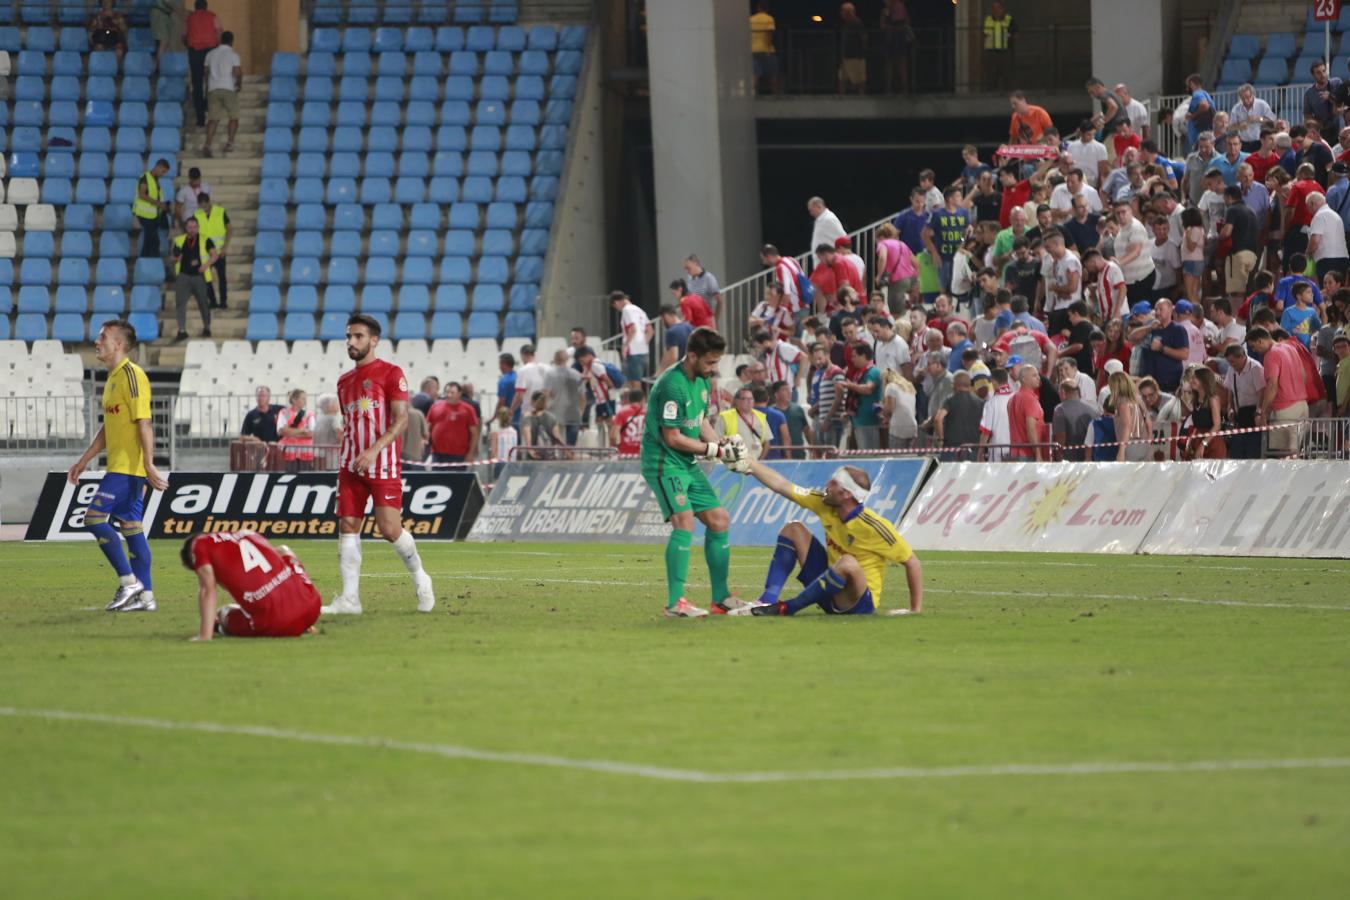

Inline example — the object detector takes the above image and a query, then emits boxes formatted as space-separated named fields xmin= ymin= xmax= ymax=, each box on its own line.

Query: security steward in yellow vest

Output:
xmin=133 ymin=158 xmax=172 ymax=259
xmin=714 ymin=387 xmax=773 ymax=462
xmin=172 ymin=217 xmax=220 ymax=341
xmin=982 ymin=1 xmax=1014 ymax=92
xmin=194 ymin=192 xmax=231 ymax=309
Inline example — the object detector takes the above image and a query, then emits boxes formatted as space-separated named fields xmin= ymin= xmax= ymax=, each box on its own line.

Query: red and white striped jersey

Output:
xmin=761 ymin=340 xmax=803 ymax=384
xmin=338 ymin=358 xmax=410 ymax=479
xmin=583 ymin=359 xmax=612 ymax=405
xmin=773 ymin=256 xmax=805 ymax=313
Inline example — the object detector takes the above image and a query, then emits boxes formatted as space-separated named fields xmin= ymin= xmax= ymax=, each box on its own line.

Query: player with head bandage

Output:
xmin=726 ymin=459 xmax=924 ymax=616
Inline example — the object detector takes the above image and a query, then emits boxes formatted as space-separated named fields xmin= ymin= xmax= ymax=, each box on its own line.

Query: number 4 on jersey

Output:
xmin=240 ymin=538 xmax=273 ymax=574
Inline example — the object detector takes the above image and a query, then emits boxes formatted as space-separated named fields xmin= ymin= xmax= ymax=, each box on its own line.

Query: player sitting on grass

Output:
xmin=640 ymin=325 xmax=753 ymax=618
xmin=727 ymin=460 xmax=923 ymax=616
xmin=180 ymin=531 xmax=322 ymax=641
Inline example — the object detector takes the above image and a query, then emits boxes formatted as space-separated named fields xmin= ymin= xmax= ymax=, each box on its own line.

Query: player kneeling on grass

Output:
xmin=181 ymin=532 xmax=322 ymax=641
xmin=641 ymin=326 xmax=753 ymax=617
xmin=726 ymin=459 xmax=923 ymax=617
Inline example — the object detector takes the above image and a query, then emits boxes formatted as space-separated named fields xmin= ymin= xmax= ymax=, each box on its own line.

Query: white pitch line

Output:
xmin=360 ymin=572 xmax=1350 ymax=611
xmin=3 ymin=707 xmax=1347 ymax=784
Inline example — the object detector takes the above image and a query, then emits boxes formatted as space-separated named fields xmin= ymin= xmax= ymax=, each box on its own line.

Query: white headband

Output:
xmin=832 ymin=467 xmax=872 ymax=504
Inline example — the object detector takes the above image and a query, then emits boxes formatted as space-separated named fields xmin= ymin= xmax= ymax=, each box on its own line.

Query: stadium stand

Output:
xmin=0 ymin=337 xmax=87 ymax=438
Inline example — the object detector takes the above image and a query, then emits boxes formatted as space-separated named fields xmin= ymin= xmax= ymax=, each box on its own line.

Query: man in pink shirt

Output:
xmin=1006 ymin=364 xmax=1047 ymax=460
xmin=1248 ymin=327 xmax=1307 ymax=454
xmin=1174 ymin=299 xmax=1207 ymax=364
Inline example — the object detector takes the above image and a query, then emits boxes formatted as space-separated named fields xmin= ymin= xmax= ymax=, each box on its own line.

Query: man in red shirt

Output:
xmin=669 ymin=279 xmax=713 ymax=329
xmin=609 ymin=388 xmax=646 ymax=455
xmin=183 ymin=0 xmax=221 ymax=127
xmin=181 ymin=531 xmax=321 ymax=641
xmin=1244 ymin=129 xmax=1281 ymax=184
xmin=328 ymin=313 xmax=435 ymax=616
xmin=809 ymin=244 xmax=863 ymax=315
xmin=997 ymin=162 xmax=1032 ymax=228
xmin=426 ymin=381 xmax=481 ymax=463
xmin=1006 ymin=363 xmax=1047 ymax=460
xmin=1249 ymin=327 xmax=1311 ymax=455
xmin=1284 ymin=163 xmax=1325 ymax=258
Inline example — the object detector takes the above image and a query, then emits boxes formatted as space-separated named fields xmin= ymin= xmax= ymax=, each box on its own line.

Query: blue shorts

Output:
xmin=89 ymin=472 xmax=146 ymax=524
xmin=797 ymin=536 xmax=875 ymax=615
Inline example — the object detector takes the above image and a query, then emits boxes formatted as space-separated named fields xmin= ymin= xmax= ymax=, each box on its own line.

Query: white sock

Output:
xmin=119 ymin=574 xmax=137 ymax=587
xmin=391 ymin=530 xmax=425 ymax=579
xmin=339 ymin=533 xmax=362 ymax=598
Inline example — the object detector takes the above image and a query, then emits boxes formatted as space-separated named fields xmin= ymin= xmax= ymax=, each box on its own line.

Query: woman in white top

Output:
xmin=881 ymin=369 xmax=919 ymax=449
xmin=1111 ymin=200 xmax=1155 ymax=304
xmin=1148 ymin=215 xmax=1180 ymax=301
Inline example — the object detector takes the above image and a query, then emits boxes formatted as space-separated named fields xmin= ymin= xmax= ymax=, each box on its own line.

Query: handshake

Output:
xmin=703 ymin=435 xmax=752 ymax=473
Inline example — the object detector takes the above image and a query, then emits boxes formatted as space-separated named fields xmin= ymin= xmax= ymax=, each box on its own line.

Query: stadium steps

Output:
xmin=155 ymin=77 xmax=268 ymax=346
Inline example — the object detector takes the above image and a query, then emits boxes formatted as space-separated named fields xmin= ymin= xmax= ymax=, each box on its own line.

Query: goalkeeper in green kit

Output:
xmin=641 ymin=327 xmax=753 ymax=617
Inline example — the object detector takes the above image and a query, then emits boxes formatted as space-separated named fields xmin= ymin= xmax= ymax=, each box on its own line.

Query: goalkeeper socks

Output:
xmin=665 ymin=529 xmax=693 ymax=608
xmin=87 ymin=516 xmax=133 ymax=578
xmin=760 ymin=536 xmax=799 ymax=602
xmin=704 ymin=529 xmax=732 ymax=604
xmin=783 ymin=567 xmax=848 ymax=616
xmin=123 ymin=527 xmax=153 ymax=590
xmin=391 ymin=530 xmax=425 ymax=577
xmin=338 ymin=533 xmax=362 ymax=599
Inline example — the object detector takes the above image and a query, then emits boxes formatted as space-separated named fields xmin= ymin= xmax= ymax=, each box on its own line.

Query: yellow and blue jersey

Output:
xmin=786 ymin=484 xmax=913 ymax=599
xmin=101 ymin=357 xmax=152 ymax=477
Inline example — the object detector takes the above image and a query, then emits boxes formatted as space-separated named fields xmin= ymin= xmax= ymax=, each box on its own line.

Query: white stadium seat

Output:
xmin=7 ymin=179 xmax=38 ymax=206
xmin=23 ymin=202 xmax=56 ymax=231
xmin=184 ymin=340 xmax=218 ymax=368
xmin=0 ymin=204 xmax=17 ymax=231
xmin=0 ymin=233 xmax=14 ymax=258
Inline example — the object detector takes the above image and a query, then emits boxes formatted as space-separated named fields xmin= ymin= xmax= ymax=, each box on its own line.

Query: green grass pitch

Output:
xmin=2 ymin=539 xmax=1348 ymax=898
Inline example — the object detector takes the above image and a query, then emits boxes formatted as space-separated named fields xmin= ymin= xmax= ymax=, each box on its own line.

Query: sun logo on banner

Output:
xmin=1023 ymin=474 xmax=1085 ymax=534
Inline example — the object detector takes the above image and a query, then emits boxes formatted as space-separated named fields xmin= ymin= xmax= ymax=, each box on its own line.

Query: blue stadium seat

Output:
xmin=1266 ymin=33 xmax=1296 ymax=59
xmin=324 ymin=286 xmax=357 ymax=313
xmin=261 ymin=153 xmax=291 ymax=178
xmin=149 ymin=127 xmax=179 ymax=152
xmin=16 ymin=49 xmax=46 ymax=76
xmin=54 ymin=284 xmax=85 ymax=313
xmin=518 ymin=49 xmax=550 ymax=77
xmin=51 ymin=75 xmax=81 ymax=102
xmin=262 ymin=127 xmax=293 ymax=154
xmin=324 ymin=231 xmax=355 ymax=258
xmin=17 ymin=285 xmax=50 ymax=313
xmin=1228 ymin=34 xmax=1260 ymax=60
xmin=466 ymin=151 xmax=497 ymax=177
xmin=509 ymin=284 xmax=538 ymax=311
xmin=154 ymin=102 xmax=184 ymax=128
xmin=551 ymin=75 xmax=578 ymax=99
xmin=483 ymin=50 xmax=513 ymax=76
xmin=435 ymin=26 xmax=465 ymax=51
xmin=400 ymin=285 xmax=431 ymax=312
xmin=12 ymin=126 xmax=42 ymax=153
xmin=8 ymin=151 xmax=39 ymax=178
xmin=479 ymin=75 xmax=510 ymax=100
xmin=45 ymin=154 xmax=76 ymax=179
xmin=161 ymin=52 xmax=189 ymax=77
xmin=68 ymin=177 xmax=103 ymax=205
xmin=84 ymin=99 xmax=116 ymax=128
xmin=411 ymin=203 xmax=442 ymax=230
xmin=466 ymin=312 xmax=498 ymax=339
xmin=428 ymin=176 xmax=460 ymax=204
xmin=444 ymin=74 xmax=475 ymax=101
xmin=99 ymin=232 xmax=132 ymax=257
xmin=440 ymin=257 xmax=472 ymax=283
xmin=536 ymin=150 xmax=563 ymax=175
xmin=297 ymin=127 xmax=329 ymax=153
xmin=253 ymin=205 xmax=285 ymax=232
xmin=482 ymin=230 xmax=513 ymax=256
xmin=134 ymin=258 xmax=164 ymax=285
xmin=504 ymin=313 xmax=534 ymax=338
xmin=377 ymin=53 xmax=406 ymax=77
xmin=409 ymin=76 xmax=440 ymax=102
xmin=307 ymin=51 xmax=337 ymax=77
xmin=348 ymin=3 xmax=377 ymax=25
xmin=539 ymin=125 xmax=567 ymax=150
xmin=432 ymin=149 xmax=465 ymax=176
xmin=392 ymin=312 xmax=426 ymax=340
xmin=283 ymin=313 xmax=316 ymax=340
xmin=270 ymin=75 xmax=299 ymax=103
xmin=1219 ymin=58 xmax=1251 ymax=86
xmin=531 ymin=176 xmax=559 ymax=201
xmin=252 ymin=258 xmax=283 ymax=286
xmin=474 ymin=285 xmax=504 ymax=311
xmin=57 ymin=25 xmax=86 ymax=50
xmin=487 ymin=202 xmax=518 ymax=229
xmin=359 ymin=177 xmax=391 ymax=205
xmin=448 ymin=203 xmax=480 ymax=229
xmin=13 ymin=75 xmax=42 ymax=102
xmin=250 ymin=285 xmax=282 ymax=313
xmin=103 ymin=207 xmax=134 ymax=230
xmin=372 ymin=203 xmax=403 ymax=230
xmin=24 ymin=232 xmax=54 ymax=258
xmin=60 ymin=232 xmax=92 ymax=259
xmin=403 ymin=257 xmax=434 ymax=285
xmin=320 ymin=204 xmax=356 ymax=232
xmin=470 ymin=125 xmax=501 ymax=151
xmin=413 ymin=50 xmax=442 ymax=76
xmin=527 ymin=25 xmax=557 ymax=51
xmin=129 ymin=286 xmax=160 ymax=313
xmin=405 ymin=25 xmax=434 ymax=51
xmin=119 ymin=102 xmax=151 ymax=128
xmin=319 ymin=311 xmax=349 ymax=340
xmin=51 ymin=314 xmax=86 ymax=343
xmin=444 ymin=230 xmax=476 ymax=256
xmin=297 ymin=176 xmax=330 ymax=204
xmin=515 ymin=256 xmax=545 ymax=283
xmin=124 ymin=51 xmax=154 ymax=77
xmin=292 ymin=205 xmax=325 ymax=232
xmin=365 ymin=257 xmax=397 ymax=286
xmin=107 ymin=176 xmax=137 ymax=205
xmin=155 ymin=76 xmax=187 ymax=102
xmin=304 ymin=76 xmax=334 ymax=103
xmin=465 ymin=25 xmax=494 ymax=52
xmin=525 ymin=201 xmax=554 ymax=228
xmin=515 ymin=74 xmax=545 ymax=101
xmin=20 ymin=259 xmax=52 ymax=286
xmin=560 ymin=25 xmax=586 ymax=50
xmin=439 ymin=99 xmax=471 ymax=126
xmin=1253 ymin=57 xmax=1289 ymax=86
xmin=65 ymin=203 xmax=96 ymax=232
xmin=51 ymin=50 xmax=82 ymax=77
xmin=115 ymin=127 xmax=148 ymax=154
xmin=290 ymin=257 xmax=322 ymax=286
xmin=342 ymin=51 xmax=373 ymax=77
xmin=435 ymin=286 xmax=468 ymax=312
xmin=545 ymin=98 xmax=573 ymax=124
xmin=449 ymin=50 xmax=479 ymax=76
xmin=504 ymin=125 xmax=536 ymax=151
xmin=361 ymin=286 xmax=393 ymax=314
xmin=477 ymin=256 xmax=509 ymax=284
xmin=127 ymin=312 xmax=159 ymax=342
xmin=477 ymin=99 xmax=508 ymax=126
xmin=398 ymin=151 xmax=432 ymax=179
xmin=343 ymin=28 xmax=372 ymax=53
xmin=327 ymin=257 xmax=359 ymax=286
xmin=365 ymin=229 xmax=397 ymax=257
xmin=13 ymin=100 xmax=44 ymax=127
xmin=408 ymin=100 xmax=437 ymax=127
xmin=248 ymin=313 xmax=280 ymax=341
xmin=58 ymin=257 xmax=90 ymax=285
xmin=460 ymin=175 xmax=493 ymax=203
xmin=498 ymin=151 xmax=529 ymax=178
xmin=509 ymin=100 xmax=541 ymax=126
xmin=288 ymin=231 xmax=322 ymax=258
xmin=455 ymin=2 xmax=486 ymax=24
xmin=367 ymin=126 xmax=398 ymax=152
xmin=335 ymin=100 xmax=367 ymax=127
xmin=429 ymin=312 xmax=463 ymax=339
xmin=300 ymin=101 xmax=331 ymax=128
xmin=311 ymin=27 xmax=341 ymax=53
xmin=272 ymin=52 xmax=300 ymax=77
xmin=405 ymin=230 xmax=438 ymax=257
xmin=88 ymin=51 xmax=118 ymax=78
xmin=92 ymin=286 xmax=126 ymax=314
xmin=491 ymin=1 xmax=520 ymax=25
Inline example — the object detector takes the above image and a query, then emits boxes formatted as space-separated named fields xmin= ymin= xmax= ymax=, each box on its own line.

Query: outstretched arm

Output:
xmin=193 ymin=565 xmax=218 ymax=642
xmin=743 ymin=458 xmax=796 ymax=498
xmin=902 ymin=555 xmax=923 ymax=613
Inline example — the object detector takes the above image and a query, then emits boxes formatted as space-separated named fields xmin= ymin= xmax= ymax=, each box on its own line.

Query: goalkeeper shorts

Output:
xmin=642 ymin=462 xmax=721 ymax=521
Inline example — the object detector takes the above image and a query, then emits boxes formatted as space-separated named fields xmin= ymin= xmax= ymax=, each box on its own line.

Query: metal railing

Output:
xmin=1151 ymin=83 xmax=1312 ymax=161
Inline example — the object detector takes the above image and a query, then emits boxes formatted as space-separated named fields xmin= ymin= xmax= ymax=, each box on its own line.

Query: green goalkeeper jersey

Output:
xmin=640 ymin=363 xmax=711 ymax=470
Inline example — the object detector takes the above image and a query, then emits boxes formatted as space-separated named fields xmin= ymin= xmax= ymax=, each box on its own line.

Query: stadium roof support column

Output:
xmin=646 ymin=0 xmax=762 ymax=289
xmin=1090 ymin=0 xmax=1164 ymax=102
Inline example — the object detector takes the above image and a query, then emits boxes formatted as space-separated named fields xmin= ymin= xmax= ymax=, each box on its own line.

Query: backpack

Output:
xmin=794 ymin=268 xmax=816 ymax=309
xmin=604 ymin=361 xmax=625 ymax=388
xmin=1007 ymin=332 xmax=1043 ymax=370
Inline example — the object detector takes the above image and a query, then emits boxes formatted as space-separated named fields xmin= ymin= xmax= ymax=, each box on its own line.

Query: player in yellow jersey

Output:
xmin=729 ymin=459 xmax=923 ymax=616
xmin=68 ymin=319 xmax=169 ymax=612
